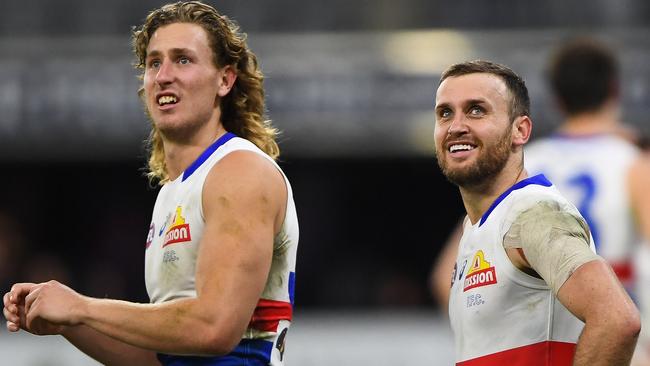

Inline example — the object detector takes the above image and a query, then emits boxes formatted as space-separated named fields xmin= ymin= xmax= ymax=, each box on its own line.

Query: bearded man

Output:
xmin=434 ymin=60 xmax=639 ymax=366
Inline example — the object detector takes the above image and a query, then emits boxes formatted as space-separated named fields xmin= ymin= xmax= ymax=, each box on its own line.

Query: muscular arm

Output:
xmin=504 ymin=202 xmax=640 ymax=365
xmin=4 ymin=284 xmax=159 ymax=366
xmin=20 ymin=151 xmax=286 ymax=356
xmin=62 ymin=325 xmax=160 ymax=365
xmin=558 ymin=260 xmax=640 ymax=366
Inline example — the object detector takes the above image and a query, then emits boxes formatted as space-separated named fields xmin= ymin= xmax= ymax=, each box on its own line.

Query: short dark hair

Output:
xmin=440 ymin=60 xmax=530 ymax=121
xmin=548 ymin=38 xmax=618 ymax=115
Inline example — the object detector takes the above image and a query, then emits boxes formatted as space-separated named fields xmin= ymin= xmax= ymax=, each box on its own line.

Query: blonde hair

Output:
xmin=132 ymin=1 xmax=279 ymax=184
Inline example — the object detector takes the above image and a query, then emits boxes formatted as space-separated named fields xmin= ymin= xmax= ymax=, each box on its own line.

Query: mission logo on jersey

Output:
xmin=163 ymin=206 xmax=192 ymax=247
xmin=463 ymin=250 xmax=497 ymax=292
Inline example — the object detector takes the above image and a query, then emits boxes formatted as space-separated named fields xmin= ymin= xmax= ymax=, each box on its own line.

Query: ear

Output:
xmin=217 ymin=65 xmax=238 ymax=97
xmin=511 ymin=115 xmax=532 ymax=147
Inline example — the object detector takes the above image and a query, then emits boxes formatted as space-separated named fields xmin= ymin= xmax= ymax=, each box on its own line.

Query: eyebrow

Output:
xmin=435 ymin=102 xmax=450 ymax=112
xmin=463 ymin=98 xmax=487 ymax=106
xmin=146 ymin=48 xmax=197 ymax=59
xmin=436 ymin=98 xmax=487 ymax=110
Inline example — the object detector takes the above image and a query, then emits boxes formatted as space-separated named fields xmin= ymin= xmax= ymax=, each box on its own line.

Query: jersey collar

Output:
xmin=182 ymin=132 xmax=237 ymax=182
xmin=479 ymin=174 xmax=552 ymax=226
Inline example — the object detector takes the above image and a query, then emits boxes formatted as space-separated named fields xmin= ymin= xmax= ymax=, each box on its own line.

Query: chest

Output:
xmin=449 ymin=221 xmax=552 ymax=329
xmin=144 ymin=181 xmax=206 ymax=302
xmin=451 ymin=227 xmax=504 ymax=321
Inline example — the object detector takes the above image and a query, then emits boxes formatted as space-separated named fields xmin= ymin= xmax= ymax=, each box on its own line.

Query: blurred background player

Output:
xmin=525 ymin=37 xmax=650 ymax=365
xmin=3 ymin=2 xmax=299 ymax=365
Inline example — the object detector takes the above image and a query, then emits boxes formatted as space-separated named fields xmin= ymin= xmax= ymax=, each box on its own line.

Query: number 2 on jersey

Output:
xmin=567 ymin=173 xmax=600 ymax=251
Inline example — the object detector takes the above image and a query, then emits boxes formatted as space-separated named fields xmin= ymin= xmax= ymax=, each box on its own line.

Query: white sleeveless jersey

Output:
xmin=144 ymin=133 xmax=299 ymax=366
xmin=525 ymin=134 xmax=640 ymax=284
xmin=449 ymin=175 xmax=592 ymax=365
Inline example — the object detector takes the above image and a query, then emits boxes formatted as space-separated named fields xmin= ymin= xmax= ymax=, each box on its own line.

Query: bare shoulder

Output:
xmin=202 ymin=150 xmax=286 ymax=220
xmin=209 ymin=150 xmax=284 ymax=184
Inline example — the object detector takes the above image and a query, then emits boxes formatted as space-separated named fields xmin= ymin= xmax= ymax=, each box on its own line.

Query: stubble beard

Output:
xmin=436 ymin=129 xmax=512 ymax=189
xmin=150 ymin=107 xmax=216 ymax=145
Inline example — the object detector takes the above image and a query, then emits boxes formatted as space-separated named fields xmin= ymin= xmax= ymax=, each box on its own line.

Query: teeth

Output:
xmin=449 ymin=144 xmax=475 ymax=153
xmin=158 ymin=95 xmax=178 ymax=105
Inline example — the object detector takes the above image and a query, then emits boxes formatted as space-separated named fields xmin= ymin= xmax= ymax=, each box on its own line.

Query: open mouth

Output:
xmin=448 ymin=144 xmax=477 ymax=153
xmin=157 ymin=95 xmax=179 ymax=107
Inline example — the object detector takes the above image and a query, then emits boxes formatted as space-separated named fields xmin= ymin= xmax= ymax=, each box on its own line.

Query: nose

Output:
xmin=155 ymin=60 xmax=174 ymax=86
xmin=447 ymin=115 xmax=469 ymax=137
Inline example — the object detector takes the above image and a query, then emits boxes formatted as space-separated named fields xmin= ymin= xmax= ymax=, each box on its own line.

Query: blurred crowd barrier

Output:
xmin=0 ymin=311 xmax=454 ymax=366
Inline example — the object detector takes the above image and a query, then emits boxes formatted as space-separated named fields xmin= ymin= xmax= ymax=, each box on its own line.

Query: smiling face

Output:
xmin=143 ymin=22 xmax=232 ymax=141
xmin=434 ymin=72 xmax=516 ymax=188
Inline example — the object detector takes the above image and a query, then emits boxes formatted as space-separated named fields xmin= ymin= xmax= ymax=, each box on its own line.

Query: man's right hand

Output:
xmin=3 ymin=282 xmax=66 ymax=335
xmin=3 ymin=283 xmax=35 ymax=332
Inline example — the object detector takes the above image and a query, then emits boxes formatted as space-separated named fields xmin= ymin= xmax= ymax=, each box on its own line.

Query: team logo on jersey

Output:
xmin=159 ymin=212 xmax=171 ymax=237
xmin=458 ymin=259 xmax=467 ymax=281
xmin=276 ymin=327 xmax=288 ymax=361
xmin=450 ymin=262 xmax=457 ymax=287
xmin=145 ymin=223 xmax=155 ymax=249
xmin=463 ymin=250 xmax=497 ymax=292
xmin=163 ymin=206 xmax=192 ymax=247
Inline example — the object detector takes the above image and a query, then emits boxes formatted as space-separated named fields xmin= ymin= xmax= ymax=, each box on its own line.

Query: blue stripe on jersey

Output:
xmin=479 ymin=174 xmax=552 ymax=226
xmin=182 ymin=132 xmax=237 ymax=182
xmin=288 ymin=271 xmax=296 ymax=305
xmin=157 ymin=338 xmax=274 ymax=366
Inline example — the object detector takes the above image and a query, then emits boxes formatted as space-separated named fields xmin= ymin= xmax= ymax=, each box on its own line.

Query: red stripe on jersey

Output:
xmin=610 ymin=261 xmax=633 ymax=284
xmin=248 ymin=298 xmax=293 ymax=332
xmin=457 ymin=341 xmax=576 ymax=366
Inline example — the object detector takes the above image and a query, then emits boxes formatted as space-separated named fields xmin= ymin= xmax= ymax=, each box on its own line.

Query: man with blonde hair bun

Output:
xmin=3 ymin=2 xmax=299 ymax=365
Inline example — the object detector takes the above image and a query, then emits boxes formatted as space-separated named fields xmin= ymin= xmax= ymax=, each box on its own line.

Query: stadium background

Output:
xmin=0 ymin=0 xmax=649 ymax=364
